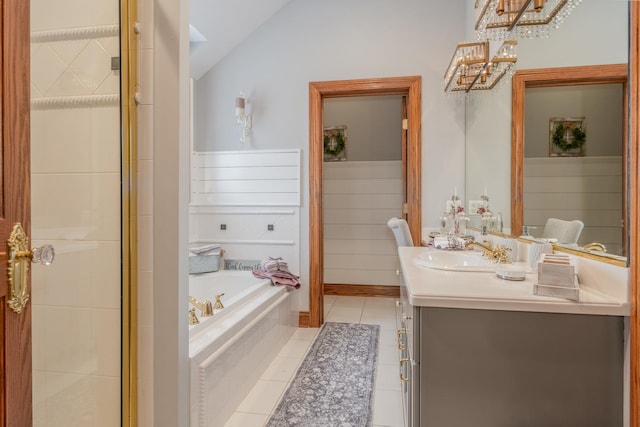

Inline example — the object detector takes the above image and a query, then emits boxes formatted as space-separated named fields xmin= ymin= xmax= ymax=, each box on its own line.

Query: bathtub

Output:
xmin=189 ymin=270 xmax=296 ymax=427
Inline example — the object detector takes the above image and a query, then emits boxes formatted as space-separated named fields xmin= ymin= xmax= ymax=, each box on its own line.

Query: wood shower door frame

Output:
xmin=308 ymin=76 xmax=422 ymax=328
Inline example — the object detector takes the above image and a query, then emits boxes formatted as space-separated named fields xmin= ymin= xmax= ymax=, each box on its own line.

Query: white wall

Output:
xmin=465 ymin=0 xmax=628 ymax=231
xmin=324 ymin=95 xmax=402 ymax=161
xmin=193 ymin=0 xmax=467 ymax=311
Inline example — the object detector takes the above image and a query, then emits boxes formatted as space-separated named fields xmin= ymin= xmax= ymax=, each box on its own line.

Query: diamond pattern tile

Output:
xmin=47 ymin=70 xmax=90 ymax=97
xmin=50 ymin=39 xmax=90 ymax=66
xmin=30 ymin=35 xmax=119 ymax=99
xmin=69 ymin=40 xmax=112 ymax=92
xmin=31 ymin=46 xmax=67 ymax=95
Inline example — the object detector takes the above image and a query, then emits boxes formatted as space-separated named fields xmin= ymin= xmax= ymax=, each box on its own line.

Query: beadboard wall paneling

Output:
xmin=524 ymin=156 xmax=623 ymax=253
xmin=190 ymin=150 xmax=302 ymax=275
xmin=190 ymin=206 xmax=300 ymax=273
xmin=191 ymin=149 xmax=301 ymax=206
xmin=323 ymin=161 xmax=402 ymax=287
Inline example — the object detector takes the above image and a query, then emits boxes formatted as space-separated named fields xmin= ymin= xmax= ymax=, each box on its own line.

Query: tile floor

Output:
xmin=224 ymin=295 xmax=405 ymax=427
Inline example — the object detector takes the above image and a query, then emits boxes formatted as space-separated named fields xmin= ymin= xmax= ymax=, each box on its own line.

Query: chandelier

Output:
xmin=475 ymin=0 xmax=582 ymax=40
xmin=444 ymin=40 xmax=517 ymax=93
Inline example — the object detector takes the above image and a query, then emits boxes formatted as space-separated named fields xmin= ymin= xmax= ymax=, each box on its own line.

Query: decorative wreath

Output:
xmin=324 ymin=130 xmax=345 ymax=157
xmin=552 ymin=123 xmax=586 ymax=151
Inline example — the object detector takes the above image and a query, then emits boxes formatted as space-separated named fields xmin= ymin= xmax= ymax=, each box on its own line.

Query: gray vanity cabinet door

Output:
xmin=419 ymin=307 xmax=623 ymax=427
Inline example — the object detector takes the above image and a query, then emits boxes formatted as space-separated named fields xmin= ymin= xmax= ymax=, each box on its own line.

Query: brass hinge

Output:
xmin=402 ymin=203 xmax=408 ymax=214
xmin=402 ymin=119 xmax=408 ymax=130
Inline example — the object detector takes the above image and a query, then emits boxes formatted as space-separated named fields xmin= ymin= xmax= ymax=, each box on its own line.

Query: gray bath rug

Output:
xmin=266 ymin=322 xmax=380 ymax=427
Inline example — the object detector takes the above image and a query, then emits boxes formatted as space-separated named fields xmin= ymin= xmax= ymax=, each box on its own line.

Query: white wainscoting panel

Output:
xmin=524 ymin=156 xmax=623 ymax=254
xmin=190 ymin=149 xmax=301 ymax=275
xmin=323 ymin=160 xmax=402 ymax=286
xmin=190 ymin=206 xmax=300 ymax=274
xmin=191 ymin=149 xmax=300 ymax=206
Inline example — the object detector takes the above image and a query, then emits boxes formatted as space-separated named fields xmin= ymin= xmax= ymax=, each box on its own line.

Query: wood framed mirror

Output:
xmin=511 ymin=64 xmax=628 ymax=261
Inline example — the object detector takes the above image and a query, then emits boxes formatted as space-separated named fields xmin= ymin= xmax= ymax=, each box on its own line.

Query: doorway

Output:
xmin=308 ymin=76 xmax=422 ymax=328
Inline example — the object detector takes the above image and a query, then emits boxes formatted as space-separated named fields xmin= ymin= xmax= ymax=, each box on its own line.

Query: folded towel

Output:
xmin=432 ymin=236 xmax=466 ymax=250
xmin=253 ymin=257 xmax=300 ymax=289
xmin=189 ymin=243 xmax=221 ymax=255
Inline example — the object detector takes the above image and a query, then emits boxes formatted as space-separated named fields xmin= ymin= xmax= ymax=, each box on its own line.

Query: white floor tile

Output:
xmin=361 ymin=312 xmax=397 ymax=330
xmin=372 ymin=388 xmax=404 ymax=427
xmin=331 ymin=296 xmax=367 ymax=307
xmin=261 ymin=356 xmax=302 ymax=382
xmin=379 ymin=329 xmax=399 ymax=347
xmin=236 ymin=379 xmax=288 ymax=415
xmin=224 ymin=412 xmax=269 ymax=427
xmin=375 ymin=362 xmax=402 ymax=391
xmin=325 ymin=307 xmax=363 ymax=324
xmin=378 ymin=344 xmax=401 ymax=365
xmin=291 ymin=327 xmax=320 ymax=341
xmin=277 ymin=338 xmax=312 ymax=359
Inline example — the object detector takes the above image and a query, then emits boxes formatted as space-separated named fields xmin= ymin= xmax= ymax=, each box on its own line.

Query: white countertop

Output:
xmin=399 ymin=246 xmax=629 ymax=316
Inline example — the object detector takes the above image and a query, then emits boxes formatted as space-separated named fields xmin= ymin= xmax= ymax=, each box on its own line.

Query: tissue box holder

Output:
xmin=534 ymin=254 xmax=579 ymax=301
xmin=189 ymin=252 xmax=221 ymax=274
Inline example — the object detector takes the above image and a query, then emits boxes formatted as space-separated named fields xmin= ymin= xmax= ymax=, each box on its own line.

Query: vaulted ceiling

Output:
xmin=190 ymin=0 xmax=293 ymax=80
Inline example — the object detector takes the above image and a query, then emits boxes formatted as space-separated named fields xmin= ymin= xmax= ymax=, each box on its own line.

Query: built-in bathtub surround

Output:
xmin=30 ymin=3 xmax=122 ymax=425
xmin=189 ymin=271 xmax=296 ymax=427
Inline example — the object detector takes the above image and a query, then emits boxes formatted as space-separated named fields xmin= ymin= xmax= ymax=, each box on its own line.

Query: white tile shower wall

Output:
xmin=30 ymin=2 xmax=121 ymax=424
xmin=137 ymin=0 xmax=155 ymax=423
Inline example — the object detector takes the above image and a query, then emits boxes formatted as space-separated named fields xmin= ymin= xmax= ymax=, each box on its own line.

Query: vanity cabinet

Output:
xmin=398 ymin=246 xmax=629 ymax=427
xmin=415 ymin=307 xmax=623 ymax=427
xmin=399 ymin=277 xmax=420 ymax=427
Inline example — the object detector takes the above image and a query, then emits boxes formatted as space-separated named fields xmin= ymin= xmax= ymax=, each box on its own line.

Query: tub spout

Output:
xmin=190 ymin=296 xmax=214 ymax=317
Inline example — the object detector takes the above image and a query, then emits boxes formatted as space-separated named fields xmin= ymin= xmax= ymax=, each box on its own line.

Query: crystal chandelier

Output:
xmin=475 ymin=0 xmax=582 ymax=40
xmin=444 ymin=40 xmax=517 ymax=93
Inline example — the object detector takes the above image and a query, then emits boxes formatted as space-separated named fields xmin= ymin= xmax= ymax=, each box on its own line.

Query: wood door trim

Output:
xmin=309 ymin=76 xmax=421 ymax=328
xmin=630 ymin=5 xmax=639 ymax=427
xmin=3 ymin=0 xmax=32 ymax=424
xmin=324 ymin=284 xmax=400 ymax=298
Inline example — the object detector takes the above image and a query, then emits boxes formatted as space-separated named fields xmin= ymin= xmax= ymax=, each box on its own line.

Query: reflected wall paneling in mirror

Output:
xmin=511 ymin=64 xmax=628 ymax=261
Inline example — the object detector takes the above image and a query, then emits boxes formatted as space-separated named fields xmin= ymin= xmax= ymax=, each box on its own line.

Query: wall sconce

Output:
xmin=235 ymin=93 xmax=251 ymax=142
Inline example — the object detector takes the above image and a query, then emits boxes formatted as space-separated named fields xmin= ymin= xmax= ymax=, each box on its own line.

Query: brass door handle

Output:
xmin=399 ymin=358 xmax=410 ymax=382
xmin=397 ymin=328 xmax=407 ymax=350
xmin=7 ymin=223 xmax=55 ymax=314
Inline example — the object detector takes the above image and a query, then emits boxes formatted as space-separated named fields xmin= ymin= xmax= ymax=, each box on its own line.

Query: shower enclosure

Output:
xmin=29 ymin=0 xmax=136 ymax=425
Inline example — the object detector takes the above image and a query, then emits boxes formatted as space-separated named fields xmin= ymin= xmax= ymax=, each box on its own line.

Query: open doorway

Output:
xmin=308 ymin=76 xmax=422 ymax=328
xmin=322 ymin=95 xmax=405 ymax=296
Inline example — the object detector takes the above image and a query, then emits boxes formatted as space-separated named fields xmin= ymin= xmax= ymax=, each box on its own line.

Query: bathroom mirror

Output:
xmin=465 ymin=0 xmax=629 ymax=264
xmin=511 ymin=64 xmax=627 ymax=260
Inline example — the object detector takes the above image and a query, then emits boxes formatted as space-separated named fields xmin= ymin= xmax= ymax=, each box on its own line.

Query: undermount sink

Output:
xmin=413 ymin=250 xmax=496 ymax=272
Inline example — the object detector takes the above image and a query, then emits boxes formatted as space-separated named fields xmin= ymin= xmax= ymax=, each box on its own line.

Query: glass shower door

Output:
xmin=30 ymin=0 xmax=123 ymax=425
